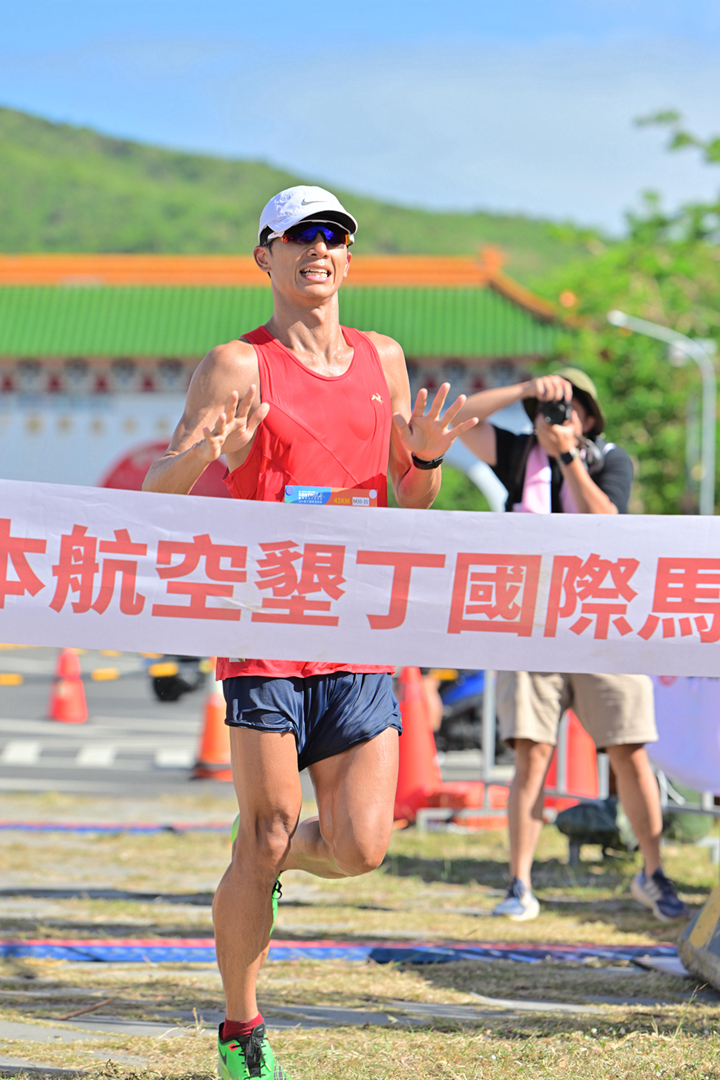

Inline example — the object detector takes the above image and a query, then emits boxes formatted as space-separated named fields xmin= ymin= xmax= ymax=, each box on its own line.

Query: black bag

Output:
xmin=555 ymin=796 xmax=637 ymax=861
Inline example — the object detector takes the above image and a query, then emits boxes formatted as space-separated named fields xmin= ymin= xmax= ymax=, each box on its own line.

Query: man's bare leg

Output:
xmin=212 ymin=729 xmax=303 ymax=1023
xmin=284 ymin=727 xmax=399 ymax=877
xmin=508 ymin=738 xmax=554 ymax=887
xmin=213 ymin=727 xmax=398 ymax=1021
xmin=606 ymin=743 xmax=662 ymax=875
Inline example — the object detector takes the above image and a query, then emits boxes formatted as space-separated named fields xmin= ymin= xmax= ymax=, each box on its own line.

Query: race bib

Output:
xmin=284 ymin=485 xmax=378 ymax=507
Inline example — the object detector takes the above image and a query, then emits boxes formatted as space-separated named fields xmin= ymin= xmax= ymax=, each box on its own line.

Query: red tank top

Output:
xmin=217 ymin=325 xmax=394 ymax=680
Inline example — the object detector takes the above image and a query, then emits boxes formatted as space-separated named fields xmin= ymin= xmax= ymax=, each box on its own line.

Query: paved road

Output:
xmin=0 ymin=647 xmax=501 ymax=798
xmin=0 ymin=647 xmax=222 ymax=797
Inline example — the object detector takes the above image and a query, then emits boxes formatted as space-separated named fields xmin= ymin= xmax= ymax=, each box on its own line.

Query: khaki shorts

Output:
xmin=496 ymin=671 xmax=657 ymax=750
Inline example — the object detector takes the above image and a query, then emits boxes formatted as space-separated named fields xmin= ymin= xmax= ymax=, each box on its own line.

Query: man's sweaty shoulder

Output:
xmin=190 ymin=338 xmax=260 ymax=408
xmin=165 ymin=337 xmax=261 ymax=458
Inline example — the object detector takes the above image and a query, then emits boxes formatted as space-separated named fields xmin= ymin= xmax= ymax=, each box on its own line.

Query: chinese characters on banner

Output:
xmin=1 ymin=478 xmax=719 ymax=676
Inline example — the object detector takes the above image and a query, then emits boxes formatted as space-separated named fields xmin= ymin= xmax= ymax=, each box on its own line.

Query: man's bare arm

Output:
xmin=534 ymin=422 xmax=618 ymax=515
xmin=456 ymin=375 xmax=573 ymax=466
xmin=369 ymin=333 xmax=477 ymax=509
xmin=142 ymin=341 xmax=267 ymax=495
xmin=561 ymin=458 xmax=619 ymax=514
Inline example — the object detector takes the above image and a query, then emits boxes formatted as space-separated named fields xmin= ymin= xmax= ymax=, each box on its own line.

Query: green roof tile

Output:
xmin=0 ymin=287 xmax=559 ymax=359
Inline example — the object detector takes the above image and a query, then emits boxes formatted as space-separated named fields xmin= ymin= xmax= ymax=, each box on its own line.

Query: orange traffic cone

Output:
xmin=545 ymin=709 xmax=598 ymax=812
xmin=56 ymin=648 xmax=82 ymax=680
xmin=48 ymin=648 xmax=87 ymax=724
xmin=394 ymin=667 xmax=442 ymax=821
xmin=193 ymin=671 xmax=232 ymax=780
xmin=566 ymin=711 xmax=599 ymax=798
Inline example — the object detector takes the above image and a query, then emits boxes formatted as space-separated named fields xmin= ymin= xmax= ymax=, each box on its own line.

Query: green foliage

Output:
xmin=387 ymin=465 xmax=490 ymax=512
xmin=430 ymin=464 xmax=492 ymax=512
xmin=538 ymin=189 xmax=720 ymax=514
xmin=533 ymin=112 xmax=720 ymax=515
xmin=635 ymin=109 xmax=683 ymax=128
xmin=663 ymin=783 xmax=714 ymax=842
xmin=635 ymin=109 xmax=720 ymax=166
xmin=0 ymin=107 xmax=586 ymax=282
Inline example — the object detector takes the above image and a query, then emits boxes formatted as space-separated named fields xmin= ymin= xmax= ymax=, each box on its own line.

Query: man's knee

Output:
xmin=606 ymin=742 xmax=647 ymax=772
xmin=234 ymin=808 xmax=299 ymax=870
xmin=330 ymin=827 xmax=391 ymax=877
xmin=513 ymin=739 xmax=554 ymax=779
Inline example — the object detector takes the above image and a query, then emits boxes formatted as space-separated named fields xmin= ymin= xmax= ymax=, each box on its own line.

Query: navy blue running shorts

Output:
xmin=223 ymin=671 xmax=402 ymax=771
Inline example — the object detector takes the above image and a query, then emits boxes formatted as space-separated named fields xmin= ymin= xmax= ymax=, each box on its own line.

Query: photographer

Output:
xmin=457 ymin=369 xmax=689 ymax=923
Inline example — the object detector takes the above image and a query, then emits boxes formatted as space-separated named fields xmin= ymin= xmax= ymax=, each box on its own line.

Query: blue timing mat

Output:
xmin=0 ymin=937 xmax=679 ymax=965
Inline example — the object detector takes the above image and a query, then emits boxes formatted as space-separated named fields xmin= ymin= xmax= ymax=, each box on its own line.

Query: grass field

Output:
xmin=1 ymin=790 xmax=719 ymax=1079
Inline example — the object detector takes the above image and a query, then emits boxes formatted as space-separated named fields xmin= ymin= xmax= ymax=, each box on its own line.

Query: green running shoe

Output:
xmin=218 ymin=1022 xmax=289 ymax=1080
xmin=230 ymin=815 xmax=282 ymax=935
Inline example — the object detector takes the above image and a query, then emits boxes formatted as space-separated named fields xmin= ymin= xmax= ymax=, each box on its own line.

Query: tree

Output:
xmin=537 ymin=116 xmax=720 ymax=514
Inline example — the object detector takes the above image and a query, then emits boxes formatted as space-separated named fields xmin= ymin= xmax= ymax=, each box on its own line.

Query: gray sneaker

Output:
xmin=492 ymin=877 xmax=540 ymax=921
xmin=631 ymin=869 xmax=690 ymax=922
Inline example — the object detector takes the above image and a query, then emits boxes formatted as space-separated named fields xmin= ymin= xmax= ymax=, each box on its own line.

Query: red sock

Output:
xmin=222 ymin=1014 xmax=263 ymax=1041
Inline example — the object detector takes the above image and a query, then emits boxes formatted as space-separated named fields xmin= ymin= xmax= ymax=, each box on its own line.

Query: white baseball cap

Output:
xmin=258 ymin=185 xmax=358 ymax=244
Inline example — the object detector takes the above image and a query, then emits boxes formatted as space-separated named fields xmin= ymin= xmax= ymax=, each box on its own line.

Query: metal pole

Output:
xmin=699 ymin=347 xmax=717 ymax=516
xmin=607 ymin=310 xmax=717 ymax=515
xmin=555 ymin=712 xmax=568 ymax=797
xmin=686 ymin=392 xmax=701 ymax=501
xmin=482 ymin=669 xmax=496 ymax=807
xmin=597 ymin=752 xmax=610 ymax=801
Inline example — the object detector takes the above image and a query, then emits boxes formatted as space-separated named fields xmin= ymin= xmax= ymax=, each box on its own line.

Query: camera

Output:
xmin=539 ymin=399 xmax=572 ymax=426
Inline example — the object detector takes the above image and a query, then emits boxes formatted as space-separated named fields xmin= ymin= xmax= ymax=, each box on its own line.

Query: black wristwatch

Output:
xmin=411 ymin=452 xmax=444 ymax=470
xmin=560 ymin=448 xmax=579 ymax=466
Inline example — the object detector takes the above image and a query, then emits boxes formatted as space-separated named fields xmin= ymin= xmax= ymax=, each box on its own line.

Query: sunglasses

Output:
xmin=268 ymin=223 xmax=352 ymax=247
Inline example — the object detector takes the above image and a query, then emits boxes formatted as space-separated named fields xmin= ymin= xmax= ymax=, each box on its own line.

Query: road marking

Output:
xmin=1 ymin=741 xmax=41 ymax=765
xmin=154 ymin=748 xmax=195 ymax=769
xmin=90 ymin=668 xmax=121 ymax=681
xmin=0 ymin=778 xmax=119 ymax=792
xmin=76 ymin=745 xmax=117 ymax=768
xmin=91 ymin=718 xmax=200 ymax=734
xmin=0 ymin=718 xmax=199 ymax=736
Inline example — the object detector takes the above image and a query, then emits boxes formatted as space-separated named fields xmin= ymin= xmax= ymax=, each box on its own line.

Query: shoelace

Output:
xmin=240 ymin=1024 xmax=266 ymax=1077
xmin=508 ymin=878 xmax=525 ymax=899
xmin=652 ymin=871 xmax=677 ymax=898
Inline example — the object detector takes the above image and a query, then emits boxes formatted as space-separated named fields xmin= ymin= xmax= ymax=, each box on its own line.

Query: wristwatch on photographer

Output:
xmin=560 ymin=447 xmax=580 ymax=467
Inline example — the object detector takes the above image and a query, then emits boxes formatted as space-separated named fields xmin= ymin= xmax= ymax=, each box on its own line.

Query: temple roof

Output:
xmin=0 ymin=251 xmax=561 ymax=361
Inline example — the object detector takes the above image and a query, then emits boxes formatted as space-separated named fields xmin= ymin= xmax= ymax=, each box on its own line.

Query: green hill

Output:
xmin=0 ymin=107 xmax=586 ymax=284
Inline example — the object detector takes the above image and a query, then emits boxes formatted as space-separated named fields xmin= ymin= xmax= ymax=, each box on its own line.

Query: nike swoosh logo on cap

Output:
xmin=301 ymin=199 xmax=326 ymax=205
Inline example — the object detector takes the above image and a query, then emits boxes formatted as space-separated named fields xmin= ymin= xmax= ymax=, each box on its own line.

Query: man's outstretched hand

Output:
xmin=199 ymin=387 xmax=269 ymax=462
xmin=392 ymin=383 xmax=478 ymax=464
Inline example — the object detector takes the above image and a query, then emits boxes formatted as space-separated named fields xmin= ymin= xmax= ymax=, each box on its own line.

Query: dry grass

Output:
xmin=2 ymin=1025 xmax=720 ymax=1080
xmin=1 ymin=790 xmax=719 ymax=1079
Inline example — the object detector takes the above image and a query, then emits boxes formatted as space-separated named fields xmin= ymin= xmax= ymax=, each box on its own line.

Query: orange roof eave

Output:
xmin=0 ymin=253 xmax=493 ymax=288
xmin=0 ymin=254 xmax=269 ymax=288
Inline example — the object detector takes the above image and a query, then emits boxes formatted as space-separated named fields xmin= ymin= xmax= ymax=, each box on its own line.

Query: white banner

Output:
xmin=2 ymin=478 xmax=720 ymax=676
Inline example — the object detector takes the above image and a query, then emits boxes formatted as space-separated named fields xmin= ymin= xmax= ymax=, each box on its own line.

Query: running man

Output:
xmin=143 ymin=185 xmax=477 ymax=1080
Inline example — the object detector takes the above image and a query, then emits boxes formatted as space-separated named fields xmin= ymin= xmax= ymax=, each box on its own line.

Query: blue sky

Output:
xmin=3 ymin=1 xmax=720 ymax=230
